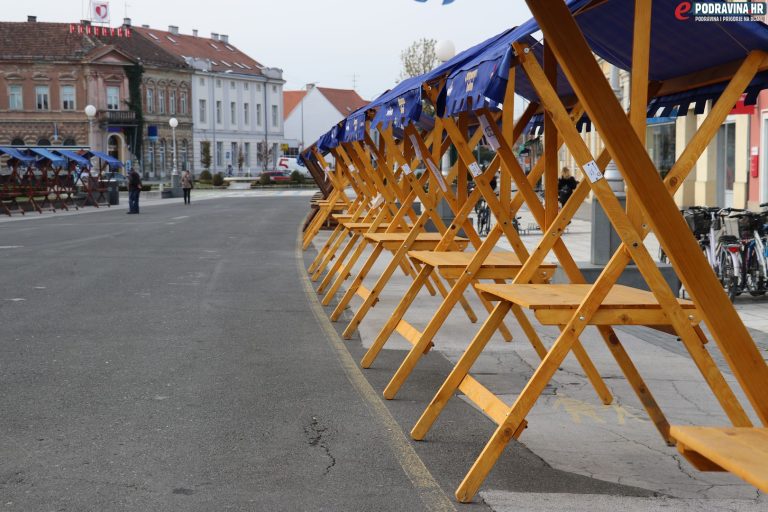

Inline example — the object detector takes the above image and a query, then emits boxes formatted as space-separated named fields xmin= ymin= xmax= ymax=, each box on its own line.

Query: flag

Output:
xmin=414 ymin=0 xmax=455 ymax=4
xmin=92 ymin=2 xmax=109 ymax=22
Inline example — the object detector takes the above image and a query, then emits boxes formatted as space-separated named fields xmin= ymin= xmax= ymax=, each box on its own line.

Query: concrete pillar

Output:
xmin=695 ymin=102 xmax=719 ymax=206
xmin=733 ymin=116 xmax=749 ymax=209
xmin=674 ymin=108 xmax=697 ymax=207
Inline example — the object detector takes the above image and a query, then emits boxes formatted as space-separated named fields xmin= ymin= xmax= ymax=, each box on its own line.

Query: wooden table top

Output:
xmin=475 ymin=284 xmax=696 ymax=310
xmin=364 ymin=233 xmax=468 ymax=243
xmin=408 ymin=250 xmax=556 ymax=269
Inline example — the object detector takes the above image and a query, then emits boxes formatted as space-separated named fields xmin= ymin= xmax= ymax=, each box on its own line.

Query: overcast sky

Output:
xmin=7 ymin=0 xmax=533 ymax=100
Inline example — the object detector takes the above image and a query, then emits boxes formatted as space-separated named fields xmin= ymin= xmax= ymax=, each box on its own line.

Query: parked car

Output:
xmin=260 ymin=170 xmax=292 ymax=183
xmin=277 ymin=156 xmax=311 ymax=178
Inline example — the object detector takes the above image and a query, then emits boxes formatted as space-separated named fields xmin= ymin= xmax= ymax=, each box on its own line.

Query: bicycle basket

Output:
xmin=683 ymin=209 xmax=711 ymax=236
xmin=738 ymin=214 xmax=762 ymax=237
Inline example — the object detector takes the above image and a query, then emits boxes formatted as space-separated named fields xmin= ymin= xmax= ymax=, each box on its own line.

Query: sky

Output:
xmin=5 ymin=0 xmax=534 ymax=100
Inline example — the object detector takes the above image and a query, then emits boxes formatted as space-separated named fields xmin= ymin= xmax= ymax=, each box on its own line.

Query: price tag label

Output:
xmin=468 ymin=162 xmax=483 ymax=178
xmin=478 ymin=115 xmax=501 ymax=151
xmin=402 ymin=164 xmax=413 ymax=175
xmin=371 ymin=194 xmax=385 ymax=209
xmin=408 ymin=135 xmax=423 ymax=161
xmin=583 ymin=160 xmax=603 ymax=183
xmin=427 ymin=160 xmax=448 ymax=193
xmin=348 ymin=165 xmax=356 ymax=173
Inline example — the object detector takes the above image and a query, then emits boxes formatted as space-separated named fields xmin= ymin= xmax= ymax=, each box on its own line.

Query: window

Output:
xmin=35 ymin=85 xmax=50 ymax=110
xmin=272 ymin=85 xmax=277 ymax=93
xmin=231 ymin=142 xmax=238 ymax=168
xmin=9 ymin=85 xmax=22 ymax=110
xmin=216 ymin=79 xmax=222 ymax=88
xmin=230 ymin=81 xmax=235 ymax=89
xmin=256 ymin=104 xmax=262 ymax=126
xmin=106 ymin=86 xmax=119 ymax=110
xmin=216 ymin=100 xmax=222 ymax=124
xmin=216 ymin=141 xmax=223 ymax=166
xmin=230 ymin=101 xmax=236 ymax=125
xmin=244 ymin=83 xmax=249 ymax=90
xmin=272 ymin=105 xmax=278 ymax=127
xmin=244 ymin=142 xmax=250 ymax=167
xmin=10 ymin=137 xmax=24 ymax=146
xmin=199 ymin=99 xmax=207 ymax=122
xmin=180 ymin=92 xmax=188 ymax=115
xmin=61 ymin=85 xmax=75 ymax=111
xmin=646 ymin=122 xmax=676 ymax=178
xmin=199 ymin=77 xmax=205 ymax=86
xmin=158 ymin=89 xmax=165 ymax=114
xmin=63 ymin=138 xmax=76 ymax=146
xmin=37 ymin=138 xmax=51 ymax=146
xmin=244 ymin=103 xmax=249 ymax=126
xmin=146 ymin=88 xmax=154 ymax=113
xmin=256 ymin=84 xmax=261 ymax=92
xmin=169 ymin=90 xmax=176 ymax=115
xmin=159 ymin=140 xmax=166 ymax=174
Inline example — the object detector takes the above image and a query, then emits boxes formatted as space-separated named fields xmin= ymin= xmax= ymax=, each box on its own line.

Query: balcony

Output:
xmin=98 ymin=110 xmax=137 ymax=126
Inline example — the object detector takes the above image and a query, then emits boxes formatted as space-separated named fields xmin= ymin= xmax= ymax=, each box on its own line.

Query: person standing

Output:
xmin=557 ymin=166 xmax=578 ymax=207
xmin=181 ymin=170 xmax=193 ymax=205
xmin=127 ymin=167 xmax=142 ymax=214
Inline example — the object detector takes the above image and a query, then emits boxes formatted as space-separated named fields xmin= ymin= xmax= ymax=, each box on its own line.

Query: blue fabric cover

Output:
xmin=0 ymin=147 xmax=35 ymax=164
xmin=54 ymin=149 xmax=91 ymax=167
xmin=27 ymin=147 xmax=66 ymax=167
xmin=83 ymin=150 xmax=123 ymax=169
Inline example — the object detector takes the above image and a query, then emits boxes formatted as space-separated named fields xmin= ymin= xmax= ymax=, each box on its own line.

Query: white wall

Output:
xmin=284 ymin=88 xmax=345 ymax=150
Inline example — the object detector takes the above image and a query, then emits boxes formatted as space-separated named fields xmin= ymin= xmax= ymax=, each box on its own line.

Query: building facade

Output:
xmin=283 ymin=85 xmax=368 ymax=156
xmin=133 ymin=26 xmax=285 ymax=176
xmin=0 ymin=18 xmax=137 ymax=161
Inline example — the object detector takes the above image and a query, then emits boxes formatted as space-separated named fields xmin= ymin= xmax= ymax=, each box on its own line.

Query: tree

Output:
xmin=237 ymin=145 xmax=244 ymax=173
xmin=399 ymin=38 xmax=438 ymax=81
xmin=200 ymin=141 xmax=211 ymax=171
xmin=257 ymin=142 xmax=274 ymax=172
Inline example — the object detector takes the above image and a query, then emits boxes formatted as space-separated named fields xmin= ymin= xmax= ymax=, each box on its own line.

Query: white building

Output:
xmin=283 ymin=85 xmax=367 ymax=156
xmin=135 ymin=26 xmax=285 ymax=175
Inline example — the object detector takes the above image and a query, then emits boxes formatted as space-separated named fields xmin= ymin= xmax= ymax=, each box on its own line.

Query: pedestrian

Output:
xmin=181 ymin=170 xmax=193 ymax=205
xmin=127 ymin=166 xmax=142 ymax=214
xmin=558 ymin=166 xmax=578 ymax=207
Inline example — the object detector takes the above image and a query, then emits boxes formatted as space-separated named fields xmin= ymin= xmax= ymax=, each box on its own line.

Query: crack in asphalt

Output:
xmin=304 ymin=416 xmax=336 ymax=475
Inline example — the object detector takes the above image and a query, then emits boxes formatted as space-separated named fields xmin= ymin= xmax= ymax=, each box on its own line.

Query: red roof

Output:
xmin=132 ymin=27 xmax=264 ymax=76
xmin=317 ymin=87 xmax=368 ymax=116
xmin=283 ymin=90 xmax=307 ymax=118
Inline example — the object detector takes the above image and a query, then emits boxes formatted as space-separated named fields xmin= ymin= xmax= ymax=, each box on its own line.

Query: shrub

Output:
xmin=141 ymin=184 xmax=152 ymax=192
xmin=259 ymin=173 xmax=272 ymax=185
xmin=198 ymin=170 xmax=212 ymax=182
xmin=290 ymin=170 xmax=304 ymax=184
xmin=212 ymin=173 xmax=225 ymax=187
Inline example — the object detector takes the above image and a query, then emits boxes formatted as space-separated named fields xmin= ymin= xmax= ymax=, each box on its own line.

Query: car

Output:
xmin=259 ymin=170 xmax=291 ymax=183
xmin=277 ymin=156 xmax=311 ymax=178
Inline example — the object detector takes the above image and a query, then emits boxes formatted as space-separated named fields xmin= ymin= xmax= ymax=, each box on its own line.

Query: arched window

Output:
xmin=37 ymin=138 xmax=51 ymax=146
xmin=63 ymin=138 xmax=76 ymax=146
xmin=159 ymin=139 xmax=166 ymax=175
xmin=10 ymin=137 xmax=24 ymax=146
xmin=181 ymin=140 xmax=188 ymax=171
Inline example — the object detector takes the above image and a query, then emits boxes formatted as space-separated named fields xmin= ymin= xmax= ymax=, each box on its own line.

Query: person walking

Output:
xmin=181 ymin=170 xmax=193 ymax=205
xmin=127 ymin=167 xmax=142 ymax=214
xmin=557 ymin=166 xmax=578 ymax=207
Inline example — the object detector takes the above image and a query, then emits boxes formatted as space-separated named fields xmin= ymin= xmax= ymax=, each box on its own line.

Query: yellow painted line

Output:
xmin=296 ymin=221 xmax=456 ymax=512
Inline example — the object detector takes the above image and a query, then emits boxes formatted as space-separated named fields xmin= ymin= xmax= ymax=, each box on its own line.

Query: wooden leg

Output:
xmin=412 ymin=302 xmax=512 ymax=440
xmin=316 ymin=233 xmax=358 ymax=287
xmin=309 ymin=225 xmax=347 ymax=276
xmin=331 ymin=243 xmax=384 ymax=322
xmin=322 ymin=239 xmax=370 ymax=306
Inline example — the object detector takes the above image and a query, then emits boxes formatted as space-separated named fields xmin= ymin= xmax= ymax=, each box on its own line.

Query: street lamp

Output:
xmin=169 ymin=117 xmax=181 ymax=192
xmin=85 ymin=104 xmax=96 ymax=150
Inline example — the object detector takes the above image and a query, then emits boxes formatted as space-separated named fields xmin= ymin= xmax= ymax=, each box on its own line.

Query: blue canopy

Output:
xmin=27 ymin=147 xmax=66 ymax=167
xmin=341 ymin=110 xmax=367 ymax=143
xmin=82 ymin=150 xmax=123 ymax=169
xmin=54 ymin=149 xmax=91 ymax=167
xmin=0 ymin=147 xmax=35 ymax=164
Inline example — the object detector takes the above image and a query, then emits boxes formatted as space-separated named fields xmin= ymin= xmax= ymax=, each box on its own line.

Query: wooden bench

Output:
xmin=670 ymin=426 xmax=768 ymax=492
xmin=363 ymin=232 xmax=469 ymax=252
xmin=408 ymin=250 xmax=556 ymax=280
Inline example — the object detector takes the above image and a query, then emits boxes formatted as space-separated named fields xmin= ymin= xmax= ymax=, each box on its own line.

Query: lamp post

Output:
xmin=84 ymin=104 xmax=96 ymax=150
xmin=169 ymin=117 xmax=180 ymax=192
xmin=435 ymin=41 xmax=455 ymax=178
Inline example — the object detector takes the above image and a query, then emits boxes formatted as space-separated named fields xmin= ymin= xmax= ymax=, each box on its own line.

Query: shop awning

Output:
xmin=27 ymin=147 xmax=66 ymax=167
xmin=0 ymin=147 xmax=35 ymax=164
xmin=54 ymin=149 xmax=91 ymax=167
xmin=82 ymin=150 xmax=123 ymax=169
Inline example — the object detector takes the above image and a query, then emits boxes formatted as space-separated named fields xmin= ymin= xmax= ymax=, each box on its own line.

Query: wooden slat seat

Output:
xmin=364 ymin=232 xmax=469 ymax=251
xmin=670 ymin=426 xmax=768 ymax=492
xmin=331 ymin=213 xmax=356 ymax=220
xmin=408 ymin=250 xmax=557 ymax=280
xmin=476 ymin=283 xmax=699 ymax=326
xmin=342 ymin=221 xmax=412 ymax=233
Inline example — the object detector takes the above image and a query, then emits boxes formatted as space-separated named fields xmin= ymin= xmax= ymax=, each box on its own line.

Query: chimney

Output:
xmin=211 ymin=32 xmax=219 ymax=41
xmin=123 ymin=17 xmax=131 ymax=27
xmin=81 ymin=19 xmax=91 ymax=26
xmin=306 ymin=83 xmax=316 ymax=90
xmin=168 ymin=25 xmax=179 ymax=35
xmin=220 ymin=34 xmax=229 ymax=43
xmin=192 ymin=29 xmax=198 ymax=37
xmin=141 ymin=24 xmax=149 ymax=28
xmin=27 ymin=15 xmax=37 ymax=23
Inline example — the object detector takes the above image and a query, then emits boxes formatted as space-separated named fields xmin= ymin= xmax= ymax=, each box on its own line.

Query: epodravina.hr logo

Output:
xmin=675 ymin=1 xmax=767 ymax=22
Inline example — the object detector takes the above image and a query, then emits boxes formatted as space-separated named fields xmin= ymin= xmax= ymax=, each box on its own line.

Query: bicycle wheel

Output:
xmin=745 ymin=246 xmax=766 ymax=296
xmin=718 ymin=249 xmax=738 ymax=302
xmin=479 ymin=208 xmax=490 ymax=236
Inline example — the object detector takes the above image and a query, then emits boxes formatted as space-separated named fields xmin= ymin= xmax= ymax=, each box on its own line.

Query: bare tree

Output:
xmin=399 ymin=38 xmax=438 ymax=81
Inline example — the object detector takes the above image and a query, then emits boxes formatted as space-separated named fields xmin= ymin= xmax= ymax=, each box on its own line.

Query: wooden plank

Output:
xmin=670 ymin=426 xmax=768 ymax=491
xmin=544 ymin=43 xmax=558 ymax=229
xmin=458 ymin=376 xmax=512 ymax=426
xmin=534 ymin=308 xmax=698 ymax=326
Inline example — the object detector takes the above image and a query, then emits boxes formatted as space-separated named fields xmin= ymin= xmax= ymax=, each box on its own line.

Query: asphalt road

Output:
xmin=0 ymin=196 xmax=650 ymax=511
